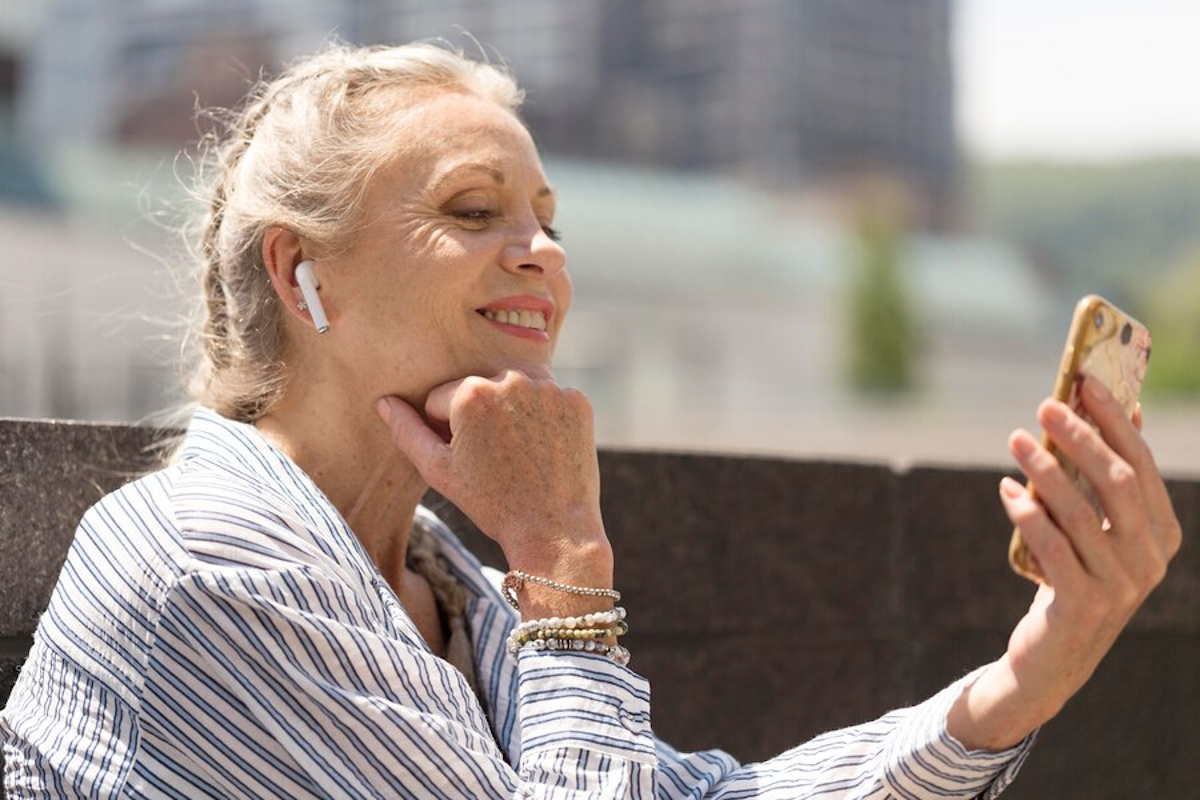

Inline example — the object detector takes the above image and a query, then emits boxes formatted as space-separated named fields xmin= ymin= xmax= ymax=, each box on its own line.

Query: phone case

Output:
xmin=1008 ymin=295 xmax=1152 ymax=582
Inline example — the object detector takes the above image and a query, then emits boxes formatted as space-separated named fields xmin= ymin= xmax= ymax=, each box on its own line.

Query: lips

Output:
xmin=476 ymin=296 xmax=554 ymax=335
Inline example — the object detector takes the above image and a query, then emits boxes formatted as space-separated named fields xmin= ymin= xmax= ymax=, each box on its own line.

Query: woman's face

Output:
xmin=316 ymin=89 xmax=570 ymax=405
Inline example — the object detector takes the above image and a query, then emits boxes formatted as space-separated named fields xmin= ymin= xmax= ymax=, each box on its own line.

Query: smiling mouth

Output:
xmin=478 ymin=308 xmax=548 ymax=332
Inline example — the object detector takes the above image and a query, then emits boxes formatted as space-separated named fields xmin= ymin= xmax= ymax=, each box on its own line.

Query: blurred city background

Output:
xmin=1 ymin=0 xmax=1198 ymax=473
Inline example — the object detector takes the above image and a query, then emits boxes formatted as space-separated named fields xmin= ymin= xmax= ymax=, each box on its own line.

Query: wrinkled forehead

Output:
xmin=379 ymin=87 xmax=543 ymax=185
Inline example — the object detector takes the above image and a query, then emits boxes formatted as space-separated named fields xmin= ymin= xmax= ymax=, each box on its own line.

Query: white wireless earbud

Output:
xmin=295 ymin=259 xmax=330 ymax=334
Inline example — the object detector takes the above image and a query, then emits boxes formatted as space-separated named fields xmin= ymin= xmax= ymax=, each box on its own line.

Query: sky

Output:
xmin=956 ymin=0 xmax=1200 ymax=161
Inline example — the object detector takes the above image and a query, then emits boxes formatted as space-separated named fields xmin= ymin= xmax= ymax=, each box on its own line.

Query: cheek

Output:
xmin=552 ymin=271 xmax=574 ymax=326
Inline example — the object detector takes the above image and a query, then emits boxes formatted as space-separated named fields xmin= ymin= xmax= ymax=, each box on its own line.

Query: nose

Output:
xmin=499 ymin=216 xmax=567 ymax=280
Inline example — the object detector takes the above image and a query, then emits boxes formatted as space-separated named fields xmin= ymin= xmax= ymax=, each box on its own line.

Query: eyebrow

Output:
xmin=431 ymin=162 xmax=555 ymax=199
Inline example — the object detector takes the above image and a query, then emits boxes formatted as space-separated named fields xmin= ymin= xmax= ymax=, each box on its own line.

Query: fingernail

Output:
xmin=1000 ymin=476 xmax=1025 ymax=499
xmin=375 ymin=397 xmax=393 ymax=423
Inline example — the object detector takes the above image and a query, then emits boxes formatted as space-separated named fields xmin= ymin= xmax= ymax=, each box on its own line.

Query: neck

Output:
xmin=254 ymin=383 xmax=428 ymax=591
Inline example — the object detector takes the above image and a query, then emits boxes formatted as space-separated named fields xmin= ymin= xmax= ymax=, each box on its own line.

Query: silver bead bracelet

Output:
xmin=501 ymin=570 xmax=621 ymax=612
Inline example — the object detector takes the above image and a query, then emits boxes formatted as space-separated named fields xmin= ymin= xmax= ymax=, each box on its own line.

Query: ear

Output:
xmin=263 ymin=227 xmax=315 ymax=325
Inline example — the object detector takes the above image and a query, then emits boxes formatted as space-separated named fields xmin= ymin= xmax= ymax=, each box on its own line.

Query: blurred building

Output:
xmin=466 ymin=0 xmax=959 ymax=227
xmin=18 ymin=1 xmax=1187 ymax=470
xmin=14 ymin=0 xmax=959 ymax=226
xmin=17 ymin=0 xmax=367 ymax=149
xmin=370 ymin=0 xmax=962 ymax=228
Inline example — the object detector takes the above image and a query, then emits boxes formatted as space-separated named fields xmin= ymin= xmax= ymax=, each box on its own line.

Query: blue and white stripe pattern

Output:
xmin=2 ymin=407 xmax=1033 ymax=798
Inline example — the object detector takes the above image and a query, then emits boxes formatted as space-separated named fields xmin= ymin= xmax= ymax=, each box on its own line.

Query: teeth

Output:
xmin=482 ymin=308 xmax=547 ymax=331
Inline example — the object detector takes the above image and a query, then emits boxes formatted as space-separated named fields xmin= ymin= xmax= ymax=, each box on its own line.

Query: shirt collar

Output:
xmin=181 ymin=407 xmax=522 ymax=760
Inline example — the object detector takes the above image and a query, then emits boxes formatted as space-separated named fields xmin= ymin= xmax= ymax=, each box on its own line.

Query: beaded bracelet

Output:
xmin=511 ymin=619 xmax=629 ymax=646
xmin=506 ymin=607 xmax=630 ymax=660
xmin=501 ymin=570 xmax=620 ymax=611
xmin=514 ymin=626 xmax=615 ymax=643
xmin=509 ymin=637 xmax=632 ymax=666
xmin=511 ymin=606 xmax=627 ymax=637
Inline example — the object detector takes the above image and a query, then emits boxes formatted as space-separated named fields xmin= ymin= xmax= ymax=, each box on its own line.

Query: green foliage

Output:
xmin=1142 ymin=251 xmax=1200 ymax=398
xmin=847 ymin=214 xmax=917 ymax=395
xmin=971 ymin=157 xmax=1200 ymax=399
xmin=970 ymin=158 xmax=1200 ymax=304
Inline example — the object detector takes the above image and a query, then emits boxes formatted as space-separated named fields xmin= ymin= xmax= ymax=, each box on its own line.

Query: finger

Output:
xmin=424 ymin=378 xmax=469 ymax=428
xmin=424 ymin=369 xmax=538 ymax=426
xmin=1008 ymin=429 xmax=1116 ymax=580
xmin=1088 ymin=389 xmax=1181 ymax=563
xmin=1038 ymin=399 xmax=1147 ymax=541
xmin=1041 ymin=396 xmax=1175 ymax=584
xmin=376 ymin=396 xmax=452 ymax=486
xmin=1077 ymin=375 xmax=1151 ymax=479
xmin=507 ymin=360 xmax=555 ymax=382
xmin=1000 ymin=476 xmax=1087 ymax=593
xmin=1078 ymin=376 xmax=1171 ymax=522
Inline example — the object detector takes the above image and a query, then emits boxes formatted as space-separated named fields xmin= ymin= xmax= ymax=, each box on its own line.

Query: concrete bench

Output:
xmin=1 ymin=417 xmax=1196 ymax=797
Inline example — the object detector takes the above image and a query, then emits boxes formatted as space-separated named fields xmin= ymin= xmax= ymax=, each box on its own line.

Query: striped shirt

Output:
xmin=2 ymin=407 xmax=1033 ymax=798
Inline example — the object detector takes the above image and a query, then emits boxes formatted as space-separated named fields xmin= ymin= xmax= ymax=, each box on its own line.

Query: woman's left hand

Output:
xmin=947 ymin=374 xmax=1182 ymax=751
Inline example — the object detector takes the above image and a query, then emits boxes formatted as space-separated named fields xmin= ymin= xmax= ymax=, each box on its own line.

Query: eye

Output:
xmin=542 ymin=224 xmax=562 ymax=243
xmin=451 ymin=208 xmax=495 ymax=223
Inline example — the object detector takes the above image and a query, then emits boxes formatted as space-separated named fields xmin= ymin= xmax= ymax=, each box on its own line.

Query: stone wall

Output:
xmin=1 ymin=418 xmax=1196 ymax=797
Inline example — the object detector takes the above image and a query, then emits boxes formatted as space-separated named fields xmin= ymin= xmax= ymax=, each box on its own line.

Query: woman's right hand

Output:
xmin=376 ymin=370 xmax=613 ymax=615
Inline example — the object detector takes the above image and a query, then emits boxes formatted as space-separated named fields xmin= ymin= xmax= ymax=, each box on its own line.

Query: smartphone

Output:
xmin=1008 ymin=294 xmax=1152 ymax=583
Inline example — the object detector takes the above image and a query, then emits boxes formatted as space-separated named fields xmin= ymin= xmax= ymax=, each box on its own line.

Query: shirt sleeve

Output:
xmin=145 ymin=566 xmax=658 ymax=799
xmin=651 ymin=666 xmax=1035 ymax=799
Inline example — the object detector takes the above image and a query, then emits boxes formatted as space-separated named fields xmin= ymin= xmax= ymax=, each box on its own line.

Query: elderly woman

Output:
xmin=1 ymin=43 xmax=1180 ymax=798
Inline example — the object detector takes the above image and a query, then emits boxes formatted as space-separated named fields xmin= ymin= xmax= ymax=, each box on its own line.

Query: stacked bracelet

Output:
xmin=506 ymin=606 xmax=631 ymax=666
xmin=501 ymin=570 xmax=620 ymax=612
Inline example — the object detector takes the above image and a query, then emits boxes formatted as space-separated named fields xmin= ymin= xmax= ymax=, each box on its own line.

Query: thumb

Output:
xmin=375 ymin=396 xmax=451 ymax=486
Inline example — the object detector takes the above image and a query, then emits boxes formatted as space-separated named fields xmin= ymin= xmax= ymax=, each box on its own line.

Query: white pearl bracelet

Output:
xmin=512 ymin=607 xmax=627 ymax=636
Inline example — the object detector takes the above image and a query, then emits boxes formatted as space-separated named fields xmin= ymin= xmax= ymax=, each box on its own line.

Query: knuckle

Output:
xmin=1065 ymin=419 xmax=1092 ymax=448
xmin=1029 ymin=526 xmax=1070 ymax=562
xmin=461 ymin=375 xmax=489 ymax=392
xmin=1145 ymin=556 xmax=1168 ymax=588
xmin=1010 ymin=498 xmax=1045 ymax=529
xmin=533 ymin=378 xmax=559 ymax=400
xmin=502 ymin=368 xmax=531 ymax=388
xmin=1107 ymin=461 xmax=1137 ymax=493
xmin=562 ymin=387 xmax=594 ymax=416
xmin=458 ymin=377 xmax=491 ymax=405
xmin=1165 ymin=517 xmax=1183 ymax=556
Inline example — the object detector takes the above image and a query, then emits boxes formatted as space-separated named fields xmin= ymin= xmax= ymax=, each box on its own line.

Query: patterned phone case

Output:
xmin=1008 ymin=295 xmax=1152 ymax=582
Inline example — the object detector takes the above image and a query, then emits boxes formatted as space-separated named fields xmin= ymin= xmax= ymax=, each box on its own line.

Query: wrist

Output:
xmin=502 ymin=517 xmax=612 ymax=581
xmin=504 ymin=537 xmax=615 ymax=621
xmin=947 ymin=655 xmax=1058 ymax=751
